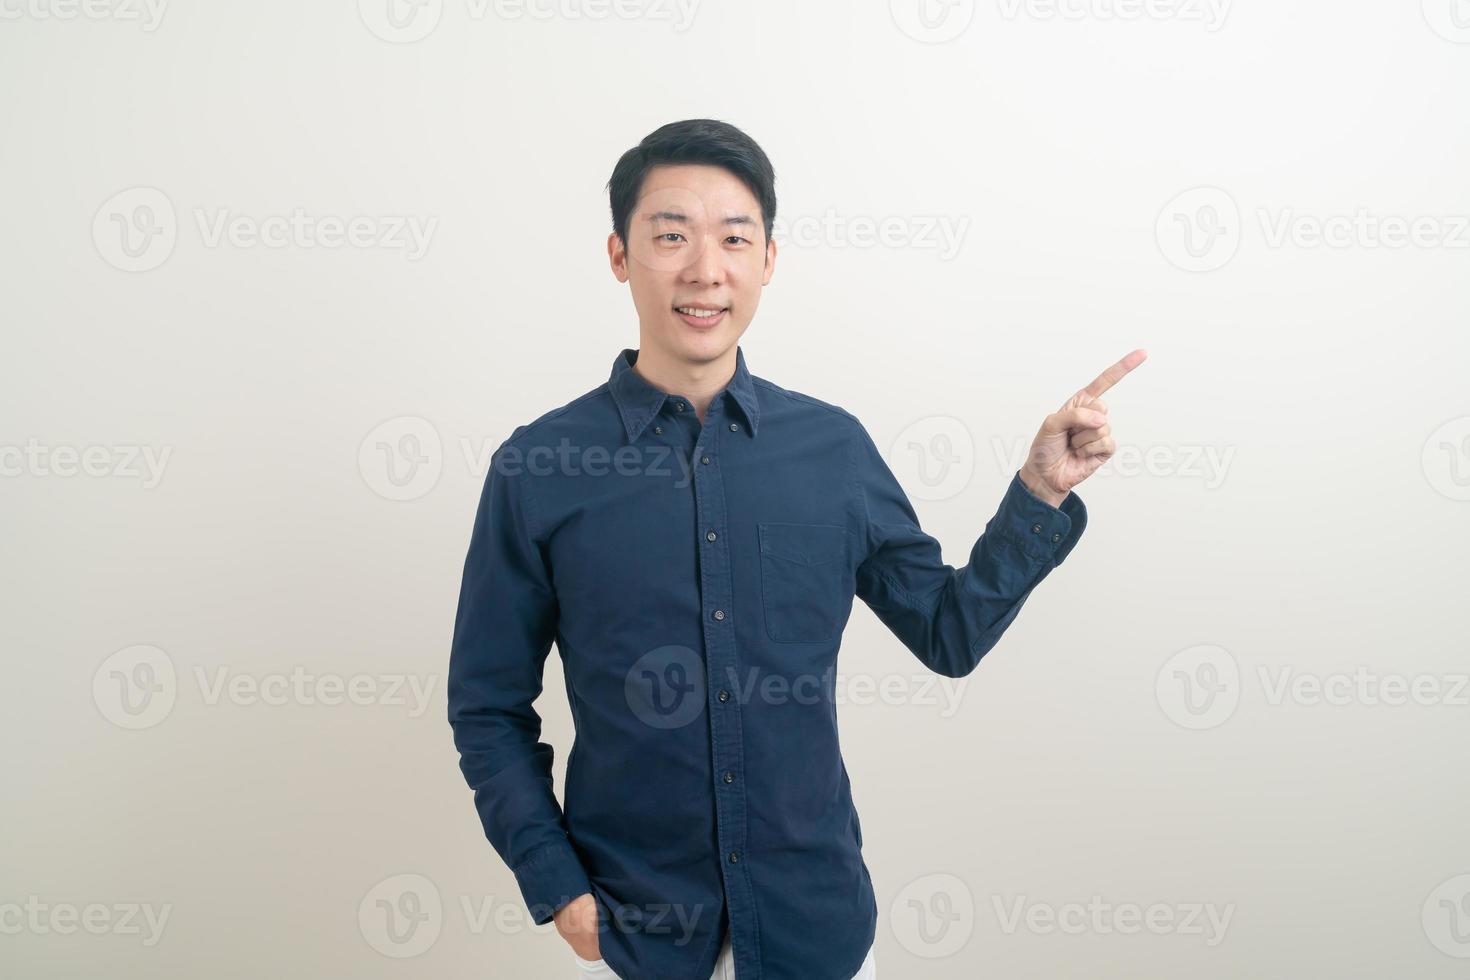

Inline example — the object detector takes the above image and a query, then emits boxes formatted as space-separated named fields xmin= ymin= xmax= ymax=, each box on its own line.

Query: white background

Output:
xmin=3 ymin=0 xmax=1468 ymax=976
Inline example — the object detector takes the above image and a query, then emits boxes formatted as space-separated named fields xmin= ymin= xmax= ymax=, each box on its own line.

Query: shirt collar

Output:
xmin=608 ymin=345 xmax=761 ymax=443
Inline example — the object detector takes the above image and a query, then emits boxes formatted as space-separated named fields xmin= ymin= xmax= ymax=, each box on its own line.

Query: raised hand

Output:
xmin=1018 ymin=349 xmax=1148 ymax=506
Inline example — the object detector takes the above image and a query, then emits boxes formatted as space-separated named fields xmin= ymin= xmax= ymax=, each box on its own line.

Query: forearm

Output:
xmin=857 ymin=470 xmax=1087 ymax=677
xmin=448 ymin=687 xmax=592 ymax=925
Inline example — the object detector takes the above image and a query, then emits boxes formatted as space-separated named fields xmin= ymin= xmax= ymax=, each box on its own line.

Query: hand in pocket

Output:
xmin=554 ymin=892 xmax=602 ymax=961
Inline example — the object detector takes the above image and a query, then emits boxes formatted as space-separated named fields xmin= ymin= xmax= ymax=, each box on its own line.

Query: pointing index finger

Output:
xmin=1082 ymin=349 xmax=1148 ymax=400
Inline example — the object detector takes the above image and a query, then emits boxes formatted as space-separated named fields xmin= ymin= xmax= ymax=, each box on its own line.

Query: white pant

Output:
xmin=574 ymin=932 xmax=877 ymax=979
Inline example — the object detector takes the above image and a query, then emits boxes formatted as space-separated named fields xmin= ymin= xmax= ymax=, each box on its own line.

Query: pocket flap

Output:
xmin=758 ymin=522 xmax=849 ymax=565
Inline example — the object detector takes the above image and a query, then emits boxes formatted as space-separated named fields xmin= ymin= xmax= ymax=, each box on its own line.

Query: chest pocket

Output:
xmin=758 ymin=522 xmax=852 ymax=643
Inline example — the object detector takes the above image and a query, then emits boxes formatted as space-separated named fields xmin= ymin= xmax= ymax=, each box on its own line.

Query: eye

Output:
xmin=725 ymin=236 xmax=748 ymax=245
xmin=658 ymin=233 xmax=686 ymax=244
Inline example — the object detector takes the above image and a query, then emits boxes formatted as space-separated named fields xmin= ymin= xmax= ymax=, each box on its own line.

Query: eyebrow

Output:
xmin=645 ymin=210 xmax=756 ymax=228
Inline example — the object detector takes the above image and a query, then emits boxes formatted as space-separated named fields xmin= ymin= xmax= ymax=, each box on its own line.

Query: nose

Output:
xmin=681 ymin=232 xmax=724 ymax=286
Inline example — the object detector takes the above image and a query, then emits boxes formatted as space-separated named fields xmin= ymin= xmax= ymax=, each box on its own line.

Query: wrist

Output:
xmin=1017 ymin=467 xmax=1067 ymax=509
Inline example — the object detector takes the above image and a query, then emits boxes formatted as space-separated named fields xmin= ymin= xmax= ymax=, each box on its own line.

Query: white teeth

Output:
xmin=677 ymin=307 xmax=723 ymax=318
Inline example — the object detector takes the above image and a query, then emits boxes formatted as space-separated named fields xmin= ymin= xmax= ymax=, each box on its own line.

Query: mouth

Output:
xmin=674 ymin=305 xmax=728 ymax=329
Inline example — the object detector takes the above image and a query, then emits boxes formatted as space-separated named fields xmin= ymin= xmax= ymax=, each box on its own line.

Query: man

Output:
xmin=447 ymin=118 xmax=1145 ymax=980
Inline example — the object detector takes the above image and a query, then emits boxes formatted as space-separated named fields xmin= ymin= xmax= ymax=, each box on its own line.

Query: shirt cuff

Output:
xmin=987 ymin=470 xmax=1088 ymax=567
xmin=512 ymin=837 xmax=593 ymax=926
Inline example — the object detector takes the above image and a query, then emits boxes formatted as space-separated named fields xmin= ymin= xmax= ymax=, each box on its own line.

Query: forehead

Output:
xmin=635 ymin=163 xmax=759 ymax=221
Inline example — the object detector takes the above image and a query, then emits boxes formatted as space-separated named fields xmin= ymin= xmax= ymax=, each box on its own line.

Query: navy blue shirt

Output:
xmin=447 ymin=346 xmax=1086 ymax=980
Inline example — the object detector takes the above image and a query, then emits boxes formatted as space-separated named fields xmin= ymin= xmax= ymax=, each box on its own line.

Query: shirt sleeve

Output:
xmin=851 ymin=419 xmax=1087 ymax=677
xmin=447 ymin=436 xmax=591 ymax=926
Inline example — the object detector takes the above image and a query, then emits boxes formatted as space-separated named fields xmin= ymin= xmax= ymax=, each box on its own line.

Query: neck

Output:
xmin=631 ymin=342 xmax=738 ymax=424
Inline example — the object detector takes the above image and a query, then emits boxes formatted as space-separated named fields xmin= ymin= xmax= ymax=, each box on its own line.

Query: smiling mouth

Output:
xmin=674 ymin=306 xmax=729 ymax=318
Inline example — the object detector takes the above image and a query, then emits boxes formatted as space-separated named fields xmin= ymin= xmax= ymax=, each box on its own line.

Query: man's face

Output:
xmin=609 ymin=163 xmax=776 ymax=365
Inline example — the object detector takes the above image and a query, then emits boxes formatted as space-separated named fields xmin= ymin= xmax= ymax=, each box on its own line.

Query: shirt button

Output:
xmin=675 ymin=401 xmax=686 ymax=411
xmin=728 ymin=422 xmax=739 ymax=432
xmin=718 ymin=689 xmax=730 ymax=702
xmin=722 ymin=771 xmax=734 ymax=784
xmin=728 ymin=852 xmax=740 ymax=864
xmin=712 ymin=609 xmax=726 ymax=621
xmin=701 ymin=455 xmax=711 ymax=465
xmin=706 ymin=530 xmax=717 ymax=542
xmin=1051 ymin=532 xmax=1062 ymax=543
xmin=653 ymin=425 xmax=663 ymax=434
xmin=1031 ymin=523 xmax=1043 ymax=534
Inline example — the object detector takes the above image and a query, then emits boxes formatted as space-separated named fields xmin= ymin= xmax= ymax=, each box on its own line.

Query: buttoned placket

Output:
xmin=669 ymin=390 xmax=760 ymax=977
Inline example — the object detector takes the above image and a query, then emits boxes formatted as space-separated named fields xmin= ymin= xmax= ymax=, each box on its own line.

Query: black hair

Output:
xmin=606 ymin=118 xmax=777 ymax=249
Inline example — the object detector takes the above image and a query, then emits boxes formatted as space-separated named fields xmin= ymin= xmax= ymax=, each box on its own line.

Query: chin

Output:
xmin=670 ymin=322 xmax=737 ymax=358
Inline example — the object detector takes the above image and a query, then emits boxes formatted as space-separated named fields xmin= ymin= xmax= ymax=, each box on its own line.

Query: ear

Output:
xmin=761 ymin=235 xmax=777 ymax=286
xmin=608 ymin=232 xmax=629 ymax=283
